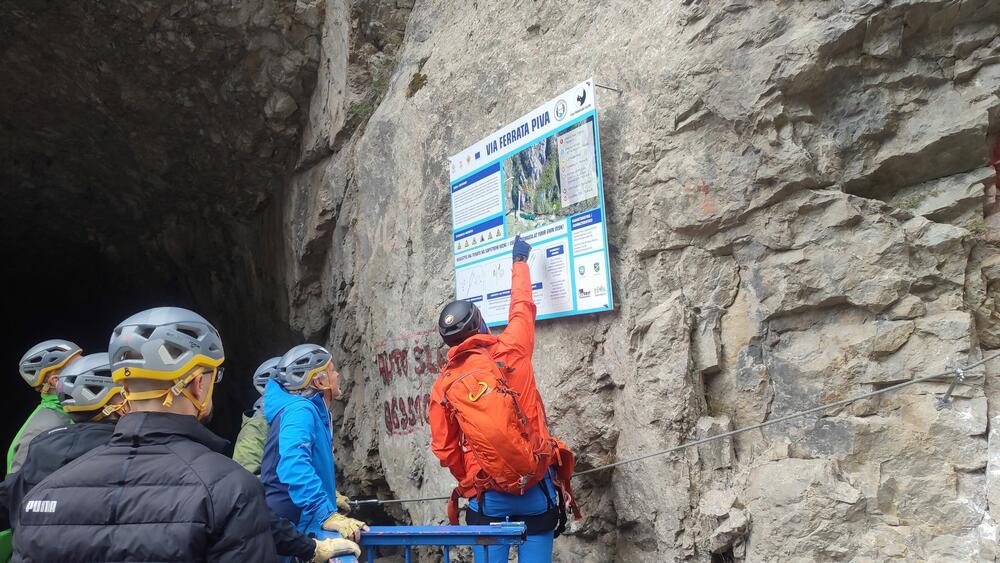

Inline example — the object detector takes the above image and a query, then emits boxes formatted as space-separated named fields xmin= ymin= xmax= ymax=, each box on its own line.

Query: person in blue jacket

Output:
xmin=261 ymin=343 xmax=368 ymax=559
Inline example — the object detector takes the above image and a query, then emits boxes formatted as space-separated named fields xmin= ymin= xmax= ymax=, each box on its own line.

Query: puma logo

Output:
xmin=24 ymin=500 xmax=57 ymax=513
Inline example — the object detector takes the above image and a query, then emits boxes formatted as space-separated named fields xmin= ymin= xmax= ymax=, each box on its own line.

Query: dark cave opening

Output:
xmin=0 ymin=240 xmax=191 ymax=469
xmin=0 ymin=225 xmax=288 ymax=478
xmin=0 ymin=1 xmax=312 ymax=475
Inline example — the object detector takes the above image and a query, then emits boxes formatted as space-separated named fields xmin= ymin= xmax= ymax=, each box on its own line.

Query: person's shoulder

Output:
xmin=278 ymin=398 xmax=320 ymax=421
xmin=25 ymin=444 xmax=111 ymax=490
xmin=34 ymin=423 xmax=73 ymax=443
xmin=203 ymin=449 xmax=253 ymax=475
xmin=22 ymin=424 xmax=81 ymax=462
xmin=197 ymin=451 xmax=263 ymax=498
xmin=186 ymin=445 xmax=259 ymax=485
xmin=55 ymin=421 xmax=114 ymax=439
xmin=33 ymin=407 xmax=70 ymax=425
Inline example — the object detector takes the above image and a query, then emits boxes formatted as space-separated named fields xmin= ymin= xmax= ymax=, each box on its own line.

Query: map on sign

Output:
xmin=448 ymin=78 xmax=613 ymax=326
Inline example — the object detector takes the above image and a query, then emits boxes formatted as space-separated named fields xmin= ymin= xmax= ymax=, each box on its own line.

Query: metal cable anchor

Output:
xmin=936 ymin=366 xmax=967 ymax=409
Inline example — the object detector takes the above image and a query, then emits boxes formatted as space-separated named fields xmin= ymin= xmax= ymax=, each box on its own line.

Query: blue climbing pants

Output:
xmin=468 ymin=475 xmax=557 ymax=563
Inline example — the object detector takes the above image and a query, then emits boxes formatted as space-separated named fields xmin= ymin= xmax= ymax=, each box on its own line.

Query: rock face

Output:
xmin=5 ymin=0 xmax=999 ymax=561
xmin=278 ymin=1 xmax=1000 ymax=561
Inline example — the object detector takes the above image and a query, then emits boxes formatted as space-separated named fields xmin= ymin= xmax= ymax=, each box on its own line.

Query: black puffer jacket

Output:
xmin=0 ymin=420 xmax=115 ymax=531
xmin=12 ymin=412 xmax=277 ymax=562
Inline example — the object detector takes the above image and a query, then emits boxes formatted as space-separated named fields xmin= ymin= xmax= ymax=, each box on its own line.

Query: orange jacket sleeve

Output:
xmin=497 ymin=261 xmax=536 ymax=358
xmin=429 ymin=381 xmax=466 ymax=483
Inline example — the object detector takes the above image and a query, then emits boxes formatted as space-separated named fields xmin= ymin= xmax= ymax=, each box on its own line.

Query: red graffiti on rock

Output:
xmin=374 ymin=329 xmax=450 ymax=437
xmin=383 ymin=393 xmax=432 ymax=436
xmin=375 ymin=329 xmax=449 ymax=386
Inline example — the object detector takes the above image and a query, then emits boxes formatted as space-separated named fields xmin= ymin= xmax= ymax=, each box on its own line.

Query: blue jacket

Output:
xmin=261 ymin=379 xmax=338 ymax=534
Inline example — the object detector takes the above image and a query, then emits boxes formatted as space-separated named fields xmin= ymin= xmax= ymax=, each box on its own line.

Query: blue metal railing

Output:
xmin=317 ymin=522 xmax=526 ymax=563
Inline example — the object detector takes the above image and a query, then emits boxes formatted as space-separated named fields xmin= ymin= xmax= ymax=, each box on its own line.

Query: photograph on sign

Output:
xmin=503 ymin=116 xmax=600 ymax=237
xmin=448 ymin=78 xmax=613 ymax=326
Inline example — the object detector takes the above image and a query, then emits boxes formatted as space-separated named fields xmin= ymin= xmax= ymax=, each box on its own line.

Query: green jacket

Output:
xmin=232 ymin=411 xmax=268 ymax=475
xmin=6 ymin=394 xmax=71 ymax=474
xmin=2 ymin=394 xmax=71 ymax=561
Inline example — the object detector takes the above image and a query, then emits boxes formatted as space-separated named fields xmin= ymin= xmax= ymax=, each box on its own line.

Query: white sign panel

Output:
xmin=448 ymin=78 xmax=613 ymax=326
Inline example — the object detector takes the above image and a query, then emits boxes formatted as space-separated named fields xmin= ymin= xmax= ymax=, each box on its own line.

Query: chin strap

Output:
xmin=123 ymin=367 xmax=217 ymax=416
xmin=308 ymin=381 xmax=343 ymax=401
xmin=37 ymin=349 xmax=84 ymax=394
xmin=90 ymin=391 xmax=128 ymax=422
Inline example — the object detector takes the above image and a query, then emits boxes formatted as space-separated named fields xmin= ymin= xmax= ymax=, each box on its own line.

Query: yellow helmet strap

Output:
xmin=36 ymin=349 xmax=83 ymax=393
xmin=93 ymin=391 xmax=129 ymax=421
xmin=123 ymin=368 xmax=216 ymax=415
xmin=308 ymin=360 xmax=333 ymax=390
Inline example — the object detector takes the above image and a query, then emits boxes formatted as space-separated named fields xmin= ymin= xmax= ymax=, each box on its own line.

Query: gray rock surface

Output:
xmin=255 ymin=0 xmax=1000 ymax=560
xmin=11 ymin=0 xmax=997 ymax=561
xmin=272 ymin=1 xmax=1000 ymax=561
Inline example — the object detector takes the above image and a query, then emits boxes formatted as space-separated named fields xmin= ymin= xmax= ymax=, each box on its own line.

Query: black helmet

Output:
xmin=438 ymin=300 xmax=484 ymax=346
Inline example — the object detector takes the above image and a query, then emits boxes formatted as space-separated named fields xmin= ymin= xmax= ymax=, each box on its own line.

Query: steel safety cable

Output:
xmin=350 ymin=350 xmax=1000 ymax=506
xmin=574 ymin=350 xmax=1000 ymax=476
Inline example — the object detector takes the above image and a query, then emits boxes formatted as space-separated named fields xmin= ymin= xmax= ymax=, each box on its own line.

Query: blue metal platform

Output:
xmin=320 ymin=522 xmax=527 ymax=563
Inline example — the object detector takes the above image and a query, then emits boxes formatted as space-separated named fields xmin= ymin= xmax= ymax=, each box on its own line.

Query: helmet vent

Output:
xmin=137 ymin=326 xmax=155 ymax=339
xmin=121 ymin=350 xmax=142 ymax=361
xmin=28 ymin=355 xmax=42 ymax=364
xmin=295 ymin=357 xmax=309 ymax=365
xmin=209 ymin=344 xmax=220 ymax=352
xmin=85 ymin=384 xmax=104 ymax=395
xmin=176 ymin=327 xmax=199 ymax=339
xmin=163 ymin=343 xmax=186 ymax=361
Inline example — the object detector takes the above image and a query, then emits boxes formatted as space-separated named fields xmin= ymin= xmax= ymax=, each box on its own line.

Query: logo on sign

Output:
xmin=554 ymin=99 xmax=567 ymax=121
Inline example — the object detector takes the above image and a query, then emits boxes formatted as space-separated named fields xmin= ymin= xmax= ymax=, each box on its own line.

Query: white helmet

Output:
xmin=57 ymin=353 xmax=124 ymax=419
xmin=108 ymin=307 xmax=224 ymax=413
xmin=276 ymin=344 xmax=331 ymax=391
xmin=19 ymin=339 xmax=82 ymax=392
xmin=109 ymin=307 xmax=224 ymax=382
xmin=253 ymin=357 xmax=280 ymax=395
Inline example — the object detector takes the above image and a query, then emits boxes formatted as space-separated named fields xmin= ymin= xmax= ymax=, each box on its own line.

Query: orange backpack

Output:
xmin=438 ymin=348 xmax=555 ymax=495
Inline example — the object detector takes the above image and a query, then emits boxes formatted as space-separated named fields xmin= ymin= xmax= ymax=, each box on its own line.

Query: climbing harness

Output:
xmin=464 ymin=479 xmax=564 ymax=536
xmin=350 ymin=350 xmax=1000 ymax=507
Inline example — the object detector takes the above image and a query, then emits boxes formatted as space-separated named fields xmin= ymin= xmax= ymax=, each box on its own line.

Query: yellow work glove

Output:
xmin=336 ymin=491 xmax=351 ymax=513
xmin=312 ymin=537 xmax=361 ymax=562
xmin=321 ymin=512 xmax=368 ymax=542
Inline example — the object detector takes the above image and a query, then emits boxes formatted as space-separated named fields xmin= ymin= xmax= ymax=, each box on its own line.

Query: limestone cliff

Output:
xmin=280 ymin=1 xmax=1000 ymax=561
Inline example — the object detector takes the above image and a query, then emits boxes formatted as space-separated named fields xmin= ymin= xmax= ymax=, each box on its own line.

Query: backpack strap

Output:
xmin=447 ymin=488 xmax=462 ymax=525
xmin=553 ymin=482 xmax=569 ymax=538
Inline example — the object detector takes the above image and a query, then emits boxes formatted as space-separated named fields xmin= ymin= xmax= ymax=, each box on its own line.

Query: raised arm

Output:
xmin=497 ymin=237 xmax=536 ymax=359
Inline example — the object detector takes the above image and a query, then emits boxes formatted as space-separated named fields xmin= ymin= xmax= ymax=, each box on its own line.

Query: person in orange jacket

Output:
xmin=430 ymin=235 xmax=579 ymax=563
